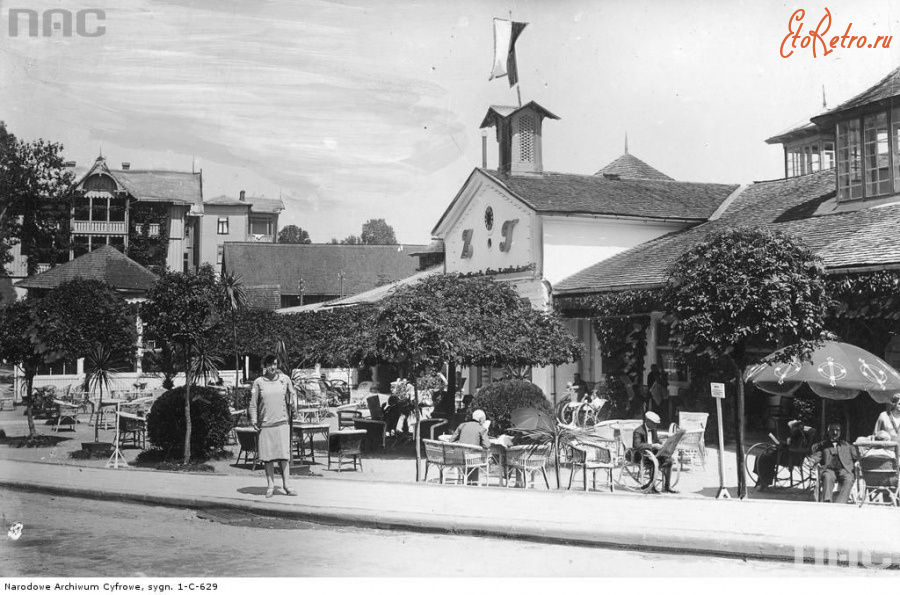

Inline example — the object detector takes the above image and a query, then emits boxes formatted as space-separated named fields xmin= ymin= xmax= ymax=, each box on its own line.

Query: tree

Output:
xmin=0 ymin=122 xmax=74 ymax=275
xmin=277 ymin=225 xmax=311 ymax=244
xmin=82 ymin=345 xmax=119 ymax=444
xmin=31 ymin=279 xmax=136 ymax=366
xmin=664 ymin=226 xmax=830 ymax=498
xmin=142 ymin=265 xmax=221 ymax=463
xmin=340 ymin=234 xmax=361 ymax=245
xmin=361 ymin=273 xmax=582 ymax=480
xmin=360 ymin=218 xmax=397 ymax=245
xmin=218 ymin=271 xmax=248 ymax=384
xmin=0 ymin=300 xmax=44 ymax=438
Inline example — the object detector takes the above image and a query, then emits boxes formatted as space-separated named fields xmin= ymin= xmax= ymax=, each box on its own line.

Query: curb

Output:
xmin=4 ymin=476 xmax=895 ymax=566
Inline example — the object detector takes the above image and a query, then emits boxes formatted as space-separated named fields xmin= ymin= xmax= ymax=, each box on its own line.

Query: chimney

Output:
xmin=121 ymin=162 xmax=130 ymax=170
xmin=479 ymin=102 xmax=559 ymax=176
xmin=239 ymin=190 xmax=246 ymax=201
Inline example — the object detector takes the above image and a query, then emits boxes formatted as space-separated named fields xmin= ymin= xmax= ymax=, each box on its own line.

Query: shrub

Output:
xmin=471 ymin=380 xmax=552 ymax=436
xmin=146 ymin=386 xmax=232 ymax=460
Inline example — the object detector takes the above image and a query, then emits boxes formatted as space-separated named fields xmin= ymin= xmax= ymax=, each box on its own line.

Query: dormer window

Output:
xmin=837 ymin=108 xmax=900 ymax=201
xmin=785 ymin=138 xmax=835 ymax=178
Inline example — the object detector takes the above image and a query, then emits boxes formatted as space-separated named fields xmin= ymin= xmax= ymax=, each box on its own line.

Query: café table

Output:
xmin=88 ymin=398 xmax=125 ymax=430
xmin=52 ymin=400 xmax=82 ymax=432
xmin=292 ymin=423 xmax=330 ymax=462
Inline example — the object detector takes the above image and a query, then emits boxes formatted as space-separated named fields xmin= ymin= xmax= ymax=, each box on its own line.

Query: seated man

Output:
xmin=810 ymin=422 xmax=860 ymax=503
xmin=755 ymin=419 xmax=813 ymax=491
xmin=451 ymin=409 xmax=490 ymax=484
xmin=632 ymin=411 xmax=676 ymax=493
xmin=572 ymin=373 xmax=589 ymax=402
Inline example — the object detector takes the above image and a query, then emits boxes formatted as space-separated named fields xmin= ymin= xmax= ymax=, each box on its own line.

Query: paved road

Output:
xmin=0 ymin=490 xmax=889 ymax=577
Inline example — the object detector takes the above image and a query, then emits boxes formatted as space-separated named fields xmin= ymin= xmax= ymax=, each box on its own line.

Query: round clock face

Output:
xmin=484 ymin=206 xmax=494 ymax=230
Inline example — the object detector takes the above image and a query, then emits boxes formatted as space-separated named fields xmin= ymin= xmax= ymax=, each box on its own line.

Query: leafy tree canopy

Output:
xmin=0 ymin=122 xmax=74 ymax=275
xmin=30 ymin=279 xmax=136 ymax=366
xmin=360 ymin=218 xmax=397 ymax=245
xmin=277 ymin=224 xmax=311 ymax=244
xmin=142 ymin=264 xmax=221 ymax=348
xmin=665 ymin=226 xmax=830 ymax=365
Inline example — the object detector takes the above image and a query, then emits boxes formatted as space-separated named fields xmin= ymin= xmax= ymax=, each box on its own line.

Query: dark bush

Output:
xmin=147 ymin=386 xmax=232 ymax=460
xmin=471 ymin=380 xmax=552 ymax=436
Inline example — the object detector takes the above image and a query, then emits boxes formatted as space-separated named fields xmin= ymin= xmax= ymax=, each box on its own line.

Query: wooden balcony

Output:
xmin=72 ymin=220 xmax=127 ymax=234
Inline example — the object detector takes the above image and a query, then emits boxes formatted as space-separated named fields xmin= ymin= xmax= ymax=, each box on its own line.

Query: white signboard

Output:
xmin=710 ymin=382 xmax=726 ymax=399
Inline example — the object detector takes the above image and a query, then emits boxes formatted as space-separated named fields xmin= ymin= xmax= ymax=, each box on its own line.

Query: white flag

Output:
xmin=489 ymin=18 xmax=527 ymax=87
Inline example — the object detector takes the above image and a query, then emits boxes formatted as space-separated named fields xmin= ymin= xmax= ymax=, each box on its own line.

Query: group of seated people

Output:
xmin=754 ymin=392 xmax=900 ymax=503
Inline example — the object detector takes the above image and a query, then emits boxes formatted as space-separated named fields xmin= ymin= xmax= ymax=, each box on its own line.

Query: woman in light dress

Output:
xmin=873 ymin=393 xmax=900 ymax=444
xmin=249 ymin=354 xmax=298 ymax=498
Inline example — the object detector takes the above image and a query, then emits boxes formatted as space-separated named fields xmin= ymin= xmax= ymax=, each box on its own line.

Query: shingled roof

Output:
xmin=553 ymin=169 xmax=900 ymax=295
xmin=812 ymin=66 xmax=900 ymax=126
xmin=15 ymin=245 xmax=158 ymax=293
xmin=113 ymin=170 xmax=203 ymax=209
xmin=481 ymin=169 xmax=737 ymax=220
xmin=594 ymin=153 xmax=674 ymax=181
xmin=222 ymin=243 xmax=428 ymax=297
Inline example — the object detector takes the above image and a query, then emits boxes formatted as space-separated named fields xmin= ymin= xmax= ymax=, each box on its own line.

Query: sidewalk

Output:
xmin=1 ymin=456 xmax=898 ymax=566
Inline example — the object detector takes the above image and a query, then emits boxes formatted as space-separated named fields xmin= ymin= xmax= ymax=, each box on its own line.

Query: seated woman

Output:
xmin=873 ymin=393 xmax=900 ymax=443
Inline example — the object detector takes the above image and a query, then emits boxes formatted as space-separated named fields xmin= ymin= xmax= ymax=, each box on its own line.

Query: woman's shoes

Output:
xmin=265 ymin=487 xmax=275 ymax=498
xmin=283 ymin=487 xmax=298 ymax=496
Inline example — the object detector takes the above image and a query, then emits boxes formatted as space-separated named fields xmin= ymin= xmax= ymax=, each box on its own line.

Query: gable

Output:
xmin=437 ymin=173 xmax=537 ymax=276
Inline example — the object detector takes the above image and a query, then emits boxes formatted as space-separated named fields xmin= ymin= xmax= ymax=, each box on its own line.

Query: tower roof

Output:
xmin=595 ymin=153 xmax=674 ymax=181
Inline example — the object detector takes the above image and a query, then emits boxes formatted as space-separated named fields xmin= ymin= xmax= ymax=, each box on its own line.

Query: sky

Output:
xmin=2 ymin=0 xmax=900 ymax=245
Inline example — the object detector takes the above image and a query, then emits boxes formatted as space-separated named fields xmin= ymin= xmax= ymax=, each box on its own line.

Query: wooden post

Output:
xmin=711 ymin=382 xmax=731 ymax=499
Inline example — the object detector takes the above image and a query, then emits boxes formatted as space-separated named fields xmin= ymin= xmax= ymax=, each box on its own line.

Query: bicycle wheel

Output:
xmin=745 ymin=442 xmax=771 ymax=486
xmin=637 ymin=452 xmax=659 ymax=493
xmin=555 ymin=401 xmax=576 ymax=426
xmin=668 ymin=452 xmax=682 ymax=488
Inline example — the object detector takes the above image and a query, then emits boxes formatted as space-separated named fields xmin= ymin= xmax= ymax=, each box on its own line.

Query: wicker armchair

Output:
xmin=505 ymin=444 xmax=551 ymax=489
xmin=568 ymin=439 xmax=616 ymax=492
xmin=422 ymin=439 xmax=491 ymax=486
xmin=234 ymin=427 xmax=260 ymax=470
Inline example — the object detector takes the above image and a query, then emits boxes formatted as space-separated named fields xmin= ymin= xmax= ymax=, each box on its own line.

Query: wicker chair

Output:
xmin=338 ymin=409 xmax=362 ymax=430
xmin=505 ymin=444 xmax=551 ymax=489
xmin=568 ymin=439 xmax=616 ymax=492
xmin=234 ymin=427 xmax=260 ymax=470
xmin=858 ymin=444 xmax=899 ymax=507
xmin=677 ymin=429 xmax=707 ymax=469
xmin=328 ymin=430 xmax=366 ymax=472
xmin=422 ymin=439 xmax=491 ymax=486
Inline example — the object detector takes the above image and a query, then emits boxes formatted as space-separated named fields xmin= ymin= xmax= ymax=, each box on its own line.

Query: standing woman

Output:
xmin=873 ymin=393 xmax=900 ymax=443
xmin=249 ymin=354 xmax=298 ymax=498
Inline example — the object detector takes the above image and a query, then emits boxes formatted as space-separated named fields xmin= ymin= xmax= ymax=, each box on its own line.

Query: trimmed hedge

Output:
xmin=147 ymin=386 xmax=232 ymax=460
xmin=471 ymin=380 xmax=552 ymax=436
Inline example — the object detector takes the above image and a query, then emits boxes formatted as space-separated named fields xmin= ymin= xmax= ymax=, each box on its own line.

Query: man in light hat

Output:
xmin=633 ymin=411 xmax=676 ymax=493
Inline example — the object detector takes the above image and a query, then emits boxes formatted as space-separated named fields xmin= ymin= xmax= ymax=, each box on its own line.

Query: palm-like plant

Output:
xmin=82 ymin=344 xmax=119 ymax=444
xmin=190 ymin=350 xmax=224 ymax=386
xmin=508 ymin=411 xmax=599 ymax=489
xmin=218 ymin=271 xmax=248 ymax=386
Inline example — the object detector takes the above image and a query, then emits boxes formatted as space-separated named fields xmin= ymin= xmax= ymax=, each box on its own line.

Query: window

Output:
xmin=823 ymin=141 xmax=835 ymax=170
xmin=249 ymin=218 xmax=272 ymax=236
xmin=148 ymin=223 xmax=160 ymax=237
xmin=217 ymin=244 xmax=224 ymax=265
xmin=864 ymin=112 xmax=891 ymax=197
xmin=91 ymin=196 xmax=108 ymax=222
xmin=217 ymin=217 xmax=229 ymax=235
xmin=109 ymin=196 xmax=126 ymax=221
xmin=74 ymin=195 xmax=90 ymax=220
xmin=837 ymin=118 xmax=863 ymax=200
xmin=73 ymin=235 xmax=89 ymax=257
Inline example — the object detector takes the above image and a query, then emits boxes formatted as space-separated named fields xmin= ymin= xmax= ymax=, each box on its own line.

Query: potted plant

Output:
xmin=81 ymin=344 xmax=118 ymax=454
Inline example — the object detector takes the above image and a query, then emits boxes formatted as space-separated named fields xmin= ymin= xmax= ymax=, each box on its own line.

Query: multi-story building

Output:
xmin=199 ymin=191 xmax=283 ymax=270
xmin=2 ymin=156 xmax=285 ymax=301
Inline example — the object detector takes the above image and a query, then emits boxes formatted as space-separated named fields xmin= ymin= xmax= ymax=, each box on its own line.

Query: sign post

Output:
xmin=710 ymin=382 xmax=731 ymax=499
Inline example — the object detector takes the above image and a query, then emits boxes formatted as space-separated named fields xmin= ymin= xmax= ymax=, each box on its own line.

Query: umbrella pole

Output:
xmin=820 ymin=399 xmax=826 ymax=440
